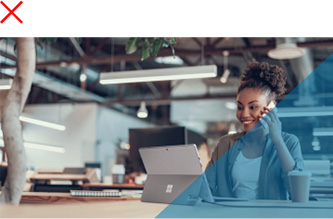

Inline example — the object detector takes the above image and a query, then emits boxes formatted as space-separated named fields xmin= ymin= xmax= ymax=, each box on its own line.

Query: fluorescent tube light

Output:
xmin=24 ymin=142 xmax=65 ymax=153
xmin=0 ymin=78 xmax=13 ymax=90
xmin=313 ymin=128 xmax=333 ymax=137
xmin=0 ymin=139 xmax=65 ymax=153
xmin=99 ymin=65 xmax=217 ymax=84
xmin=19 ymin=116 xmax=66 ymax=131
xmin=277 ymin=106 xmax=333 ymax=118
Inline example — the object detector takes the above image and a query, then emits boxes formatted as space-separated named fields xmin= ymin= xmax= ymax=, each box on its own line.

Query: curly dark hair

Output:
xmin=237 ymin=60 xmax=287 ymax=101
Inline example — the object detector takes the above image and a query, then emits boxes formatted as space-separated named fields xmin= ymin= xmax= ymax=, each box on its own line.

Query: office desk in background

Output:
xmin=4 ymin=195 xmax=332 ymax=218
xmin=82 ymin=183 xmax=144 ymax=191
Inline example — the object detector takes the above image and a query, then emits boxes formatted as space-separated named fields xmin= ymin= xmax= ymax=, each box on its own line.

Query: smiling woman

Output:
xmin=205 ymin=60 xmax=304 ymax=200
xmin=236 ymin=88 xmax=268 ymax=133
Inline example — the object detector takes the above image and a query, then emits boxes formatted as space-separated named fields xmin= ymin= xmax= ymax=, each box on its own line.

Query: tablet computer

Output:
xmin=139 ymin=144 xmax=216 ymax=205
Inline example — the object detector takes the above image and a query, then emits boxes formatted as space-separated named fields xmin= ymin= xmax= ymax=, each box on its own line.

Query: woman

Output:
xmin=205 ymin=60 xmax=304 ymax=200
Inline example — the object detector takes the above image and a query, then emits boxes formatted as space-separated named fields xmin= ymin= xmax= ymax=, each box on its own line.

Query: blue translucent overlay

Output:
xmin=156 ymin=54 xmax=333 ymax=218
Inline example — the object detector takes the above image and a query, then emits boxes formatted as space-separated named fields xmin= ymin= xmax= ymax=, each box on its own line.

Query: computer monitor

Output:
xmin=128 ymin=126 xmax=187 ymax=173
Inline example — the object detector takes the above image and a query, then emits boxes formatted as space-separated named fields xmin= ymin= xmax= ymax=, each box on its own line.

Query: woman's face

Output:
xmin=236 ymin=88 xmax=268 ymax=132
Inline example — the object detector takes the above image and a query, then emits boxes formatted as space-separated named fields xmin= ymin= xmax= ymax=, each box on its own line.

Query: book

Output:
xmin=70 ymin=190 xmax=142 ymax=197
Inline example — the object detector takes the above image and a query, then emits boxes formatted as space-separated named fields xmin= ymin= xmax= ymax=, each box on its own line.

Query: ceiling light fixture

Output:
xmin=0 ymin=139 xmax=65 ymax=153
xmin=311 ymin=136 xmax=321 ymax=151
xmin=80 ymin=73 xmax=87 ymax=82
xmin=99 ymin=65 xmax=217 ymax=85
xmin=220 ymin=51 xmax=230 ymax=83
xmin=278 ymin=106 xmax=333 ymax=118
xmin=268 ymin=38 xmax=305 ymax=60
xmin=0 ymin=78 xmax=13 ymax=90
xmin=19 ymin=116 xmax=66 ymax=131
xmin=154 ymin=56 xmax=184 ymax=65
xmin=137 ymin=101 xmax=148 ymax=118
xmin=313 ymin=128 xmax=333 ymax=137
xmin=225 ymin=102 xmax=237 ymax=110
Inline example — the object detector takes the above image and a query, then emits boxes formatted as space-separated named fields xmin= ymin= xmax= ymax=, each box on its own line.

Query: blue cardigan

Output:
xmin=205 ymin=131 xmax=304 ymax=200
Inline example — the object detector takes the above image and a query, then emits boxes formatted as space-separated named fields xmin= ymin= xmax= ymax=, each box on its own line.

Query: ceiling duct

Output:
xmin=288 ymin=38 xmax=317 ymax=106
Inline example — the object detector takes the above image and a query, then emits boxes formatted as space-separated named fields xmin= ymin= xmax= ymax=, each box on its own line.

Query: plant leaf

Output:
xmin=151 ymin=38 xmax=163 ymax=57
xmin=169 ymin=44 xmax=175 ymax=56
xmin=47 ymin=38 xmax=57 ymax=43
xmin=141 ymin=45 xmax=151 ymax=61
xmin=13 ymin=43 xmax=17 ymax=55
xmin=75 ymin=37 xmax=82 ymax=44
xmin=168 ymin=38 xmax=177 ymax=45
xmin=36 ymin=41 xmax=44 ymax=50
xmin=126 ymin=38 xmax=138 ymax=54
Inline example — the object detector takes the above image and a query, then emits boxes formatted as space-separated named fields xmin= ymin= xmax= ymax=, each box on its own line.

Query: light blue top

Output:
xmin=205 ymin=131 xmax=304 ymax=200
xmin=231 ymin=151 xmax=262 ymax=199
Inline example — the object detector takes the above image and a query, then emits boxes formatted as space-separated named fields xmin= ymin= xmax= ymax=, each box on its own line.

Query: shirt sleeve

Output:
xmin=205 ymin=139 xmax=219 ymax=195
xmin=280 ymin=133 xmax=304 ymax=194
xmin=205 ymin=135 xmax=232 ymax=195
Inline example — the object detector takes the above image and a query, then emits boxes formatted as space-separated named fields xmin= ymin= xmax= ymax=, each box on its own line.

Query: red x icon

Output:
xmin=1 ymin=1 xmax=23 ymax=23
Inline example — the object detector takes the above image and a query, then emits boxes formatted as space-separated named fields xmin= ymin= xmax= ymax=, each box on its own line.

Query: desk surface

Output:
xmin=1 ymin=200 xmax=166 ymax=218
xmin=20 ymin=192 xmax=140 ymax=204
xmin=2 ymin=195 xmax=331 ymax=218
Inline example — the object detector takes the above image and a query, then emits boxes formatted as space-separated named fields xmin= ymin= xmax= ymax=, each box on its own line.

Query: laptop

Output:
xmin=139 ymin=144 xmax=246 ymax=205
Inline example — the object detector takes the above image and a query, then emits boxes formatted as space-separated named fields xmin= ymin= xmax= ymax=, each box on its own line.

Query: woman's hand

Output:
xmin=259 ymin=106 xmax=297 ymax=174
xmin=259 ymin=106 xmax=283 ymax=145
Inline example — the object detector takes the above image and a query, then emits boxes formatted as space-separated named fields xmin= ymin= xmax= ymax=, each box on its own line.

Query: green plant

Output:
xmin=125 ymin=37 xmax=176 ymax=61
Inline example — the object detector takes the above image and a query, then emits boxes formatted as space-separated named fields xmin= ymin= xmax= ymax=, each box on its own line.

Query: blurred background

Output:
xmin=0 ymin=37 xmax=333 ymax=179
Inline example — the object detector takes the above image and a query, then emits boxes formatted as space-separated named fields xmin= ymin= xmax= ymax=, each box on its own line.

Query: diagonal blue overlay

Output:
xmin=156 ymin=54 xmax=333 ymax=218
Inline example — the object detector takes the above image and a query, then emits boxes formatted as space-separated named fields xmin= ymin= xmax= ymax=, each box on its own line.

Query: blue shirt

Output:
xmin=205 ymin=131 xmax=304 ymax=200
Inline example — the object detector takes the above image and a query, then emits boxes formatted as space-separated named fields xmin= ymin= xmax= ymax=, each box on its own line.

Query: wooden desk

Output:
xmin=1 ymin=200 xmax=166 ymax=218
xmin=20 ymin=192 xmax=140 ymax=204
xmin=30 ymin=168 xmax=99 ymax=184
xmin=2 ymin=199 xmax=333 ymax=218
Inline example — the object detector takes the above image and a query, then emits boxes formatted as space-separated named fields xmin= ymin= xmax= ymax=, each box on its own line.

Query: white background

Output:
xmin=0 ymin=0 xmax=331 ymax=36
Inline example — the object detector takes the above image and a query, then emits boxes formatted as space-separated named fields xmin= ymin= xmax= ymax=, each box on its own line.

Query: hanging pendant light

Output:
xmin=220 ymin=51 xmax=230 ymax=83
xmin=137 ymin=101 xmax=148 ymax=118
xmin=268 ymin=38 xmax=305 ymax=60
xmin=311 ymin=136 xmax=321 ymax=151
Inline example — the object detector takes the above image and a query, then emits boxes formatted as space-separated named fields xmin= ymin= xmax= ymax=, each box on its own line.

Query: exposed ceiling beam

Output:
xmin=180 ymin=57 xmax=194 ymax=66
xmin=2 ymin=40 xmax=333 ymax=69
xmin=0 ymin=50 xmax=16 ymax=61
xmin=87 ymin=37 xmax=109 ymax=57
xmin=191 ymin=38 xmax=203 ymax=47
xmin=69 ymin=38 xmax=85 ymax=57
xmin=85 ymin=38 xmax=91 ymax=54
xmin=206 ymin=38 xmax=211 ymax=46
xmin=211 ymin=38 xmax=224 ymax=48
xmin=132 ymin=61 xmax=161 ymax=98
